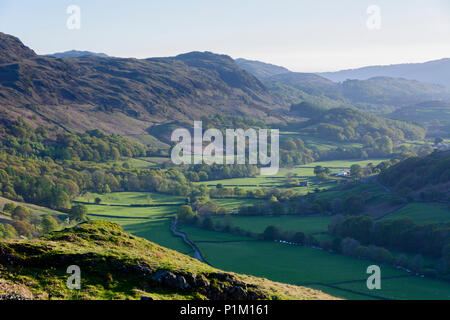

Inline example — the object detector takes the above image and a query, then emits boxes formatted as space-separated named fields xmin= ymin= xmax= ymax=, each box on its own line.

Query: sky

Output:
xmin=1 ymin=0 xmax=450 ymax=72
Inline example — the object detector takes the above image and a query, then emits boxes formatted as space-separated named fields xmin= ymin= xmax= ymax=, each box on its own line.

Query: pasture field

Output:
xmin=194 ymin=235 xmax=405 ymax=284
xmin=78 ymin=192 xmax=258 ymax=212
xmin=80 ymin=192 xmax=263 ymax=257
xmin=213 ymin=215 xmax=331 ymax=234
xmin=195 ymin=159 xmax=388 ymax=194
xmin=85 ymin=204 xmax=178 ymax=219
xmin=306 ymin=284 xmax=379 ymax=300
xmin=334 ymin=277 xmax=450 ymax=300
xmin=213 ymin=198 xmax=261 ymax=209
xmin=139 ymin=156 xmax=172 ymax=164
xmin=382 ymin=203 xmax=450 ymax=224
xmin=126 ymin=158 xmax=157 ymax=169
xmin=178 ymin=224 xmax=253 ymax=242
xmin=180 ymin=225 xmax=450 ymax=300
xmin=0 ymin=196 xmax=66 ymax=218
xmin=77 ymin=192 xmax=185 ymax=205
xmin=126 ymin=134 xmax=169 ymax=149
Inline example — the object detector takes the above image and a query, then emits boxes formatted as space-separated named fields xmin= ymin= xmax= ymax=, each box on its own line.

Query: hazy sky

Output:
xmin=1 ymin=0 xmax=449 ymax=72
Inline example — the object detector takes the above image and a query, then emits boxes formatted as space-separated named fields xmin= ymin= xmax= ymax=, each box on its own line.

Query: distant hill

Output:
xmin=319 ymin=58 xmax=450 ymax=88
xmin=0 ymin=33 xmax=281 ymax=137
xmin=268 ymin=72 xmax=343 ymax=100
xmin=238 ymin=57 xmax=450 ymax=112
xmin=264 ymin=72 xmax=450 ymax=113
xmin=341 ymin=77 xmax=450 ymax=111
xmin=46 ymin=50 xmax=109 ymax=58
xmin=1 ymin=32 xmax=449 ymax=140
xmin=235 ymin=58 xmax=290 ymax=79
xmin=388 ymin=101 xmax=450 ymax=137
xmin=293 ymin=106 xmax=425 ymax=143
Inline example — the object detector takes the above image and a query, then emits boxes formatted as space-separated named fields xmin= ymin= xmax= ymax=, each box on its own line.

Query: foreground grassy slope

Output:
xmin=0 ymin=221 xmax=336 ymax=300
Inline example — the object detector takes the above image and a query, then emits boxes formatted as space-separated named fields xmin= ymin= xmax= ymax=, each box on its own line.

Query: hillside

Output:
xmin=2 ymin=32 xmax=449 ymax=139
xmin=268 ymin=73 xmax=450 ymax=112
xmin=378 ymin=150 xmax=450 ymax=201
xmin=387 ymin=101 xmax=450 ymax=138
xmin=319 ymin=58 xmax=450 ymax=88
xmin=0 ymin=33 xmax=36 ymax=64
xmin=0 ymin=220 xmax=336 ymax=300
xmin=0 ymin=33 xmax=281 ymax=136
xmin=237 ymin=59 xmax=450 ymax=113
xmin=291 ymin=106 xmax=425 ymax=142
xmin=341 ymin=77 xmax=450 ymax=111
xmin=235 ymin=58 xmax=291 ymax=79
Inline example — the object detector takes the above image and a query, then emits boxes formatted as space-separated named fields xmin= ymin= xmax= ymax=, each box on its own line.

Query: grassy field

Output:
xmin=179 ymin=224 xmax=253 ymax=242
xmin=85 ymin=204 xmax=179 ymax=219
xmin=307 ymin=284 xmax=379 ymax=300
xmin=213 ymin=198 xmax=261 ymax=209
xmin=71 ymin=157 xmax=448 ymax=300
xmin=333 ymin=277 xmax=450 ymax=300
xmin=77 ymin=192 xmax=185 ymax=205
xmin=0 ymin=196 xmax=66 ymax=218
xmin=213 ymin=215 xmax=331 ymax=234
xmin=180 ymin=224 xmax=450 ymax=299
xmin=126 ymin=134 xmax=169 ymax=149
xmin=382 ymin=203 xmax=450 ymax=224
xmin=195 ymin=159 xmax=387 ymax=196
xmin=195 ymin=235 xmax=405 ymax=284
xmin=81 ymin=192 xmax=264 ymax=258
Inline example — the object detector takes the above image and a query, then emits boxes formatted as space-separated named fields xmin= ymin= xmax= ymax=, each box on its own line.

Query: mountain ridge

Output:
xmin=46 ymin=50 xmax=110 ymax=58
xmin=0 ymin=33 xmax=282 ymax=133
xmin=319 ymin=58 xmax=450 ymax=88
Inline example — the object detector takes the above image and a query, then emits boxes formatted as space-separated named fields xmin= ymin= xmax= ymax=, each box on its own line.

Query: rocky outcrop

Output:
xmin=0 ymin=279 xmax=34 ymax=300
xmin=151 ymin=270 xmax=269 ymax=300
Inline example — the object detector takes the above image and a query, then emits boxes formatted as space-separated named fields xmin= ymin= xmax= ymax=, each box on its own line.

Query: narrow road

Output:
xmin=171 ymin=218 xmax=208 ymax=264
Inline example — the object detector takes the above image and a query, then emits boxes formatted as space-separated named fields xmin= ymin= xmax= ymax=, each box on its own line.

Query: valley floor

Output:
xmin=72 ymin=159 xmax=450 ymax=300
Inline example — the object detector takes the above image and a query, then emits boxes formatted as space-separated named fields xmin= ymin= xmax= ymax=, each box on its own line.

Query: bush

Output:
xmin=11 ymin=206 xmax=30 ymax=221
xmin=262 ymin=226 xmax=282 ymax=241
xmin=2 ymin=203 xmax=16 ymax=214
xmin=41 ymin=215 xmax=59 ymax=234
xmin=69 ymin=205 xmax=88 ymax=221
xmin=177 ymin=205 xmax=196 ymax=222
xmin=0 ymin=223 xmax=18 ymax=239
xmin=11 ymin=220 xmax=33 ymax=237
